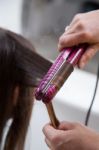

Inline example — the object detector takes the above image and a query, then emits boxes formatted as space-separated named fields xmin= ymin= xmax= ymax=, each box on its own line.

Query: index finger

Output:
xmin=58 ymin=32 xmax=86 ymax=50
xmin=43 ymin=124 xmax=58 ymax=140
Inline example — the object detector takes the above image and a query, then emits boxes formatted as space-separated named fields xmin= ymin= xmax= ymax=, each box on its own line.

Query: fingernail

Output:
xmin=59 ymin=36 xmax=64 ymax=43
xmin=58 ymin=44 xmax=62 ymax=51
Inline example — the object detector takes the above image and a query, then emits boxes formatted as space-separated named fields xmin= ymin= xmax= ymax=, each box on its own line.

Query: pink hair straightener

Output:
xmin=35 ymin=44 xmax=88 ymax=128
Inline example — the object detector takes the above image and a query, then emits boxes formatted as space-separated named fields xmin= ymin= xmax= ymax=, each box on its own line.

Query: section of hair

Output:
xmin=0 ymin=28 xmax=52 ymax=150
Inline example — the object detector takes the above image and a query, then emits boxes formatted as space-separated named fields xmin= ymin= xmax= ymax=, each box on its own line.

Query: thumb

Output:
xmin=78 ymin=44 xmax=99 ymax=68
xmin=58 ymin=121 xmax=75 ymax=130
xmin=43 ymin=124 xmax=59 ymax=140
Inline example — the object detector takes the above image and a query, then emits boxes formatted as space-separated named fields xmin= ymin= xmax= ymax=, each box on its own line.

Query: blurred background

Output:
xmin=0 ymin=0 xmax=99 ymax=74
xmin=21 ymin=0 xmax=99 ymax=74
xmin=0 ymin=0 xmax=99 ymax=73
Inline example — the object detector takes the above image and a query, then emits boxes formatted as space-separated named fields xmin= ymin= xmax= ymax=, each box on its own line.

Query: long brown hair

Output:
xmin=0 ymin=28 xmax=52 ymax=150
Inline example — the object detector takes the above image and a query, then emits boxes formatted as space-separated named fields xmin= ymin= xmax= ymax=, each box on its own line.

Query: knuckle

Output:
xmin=81 ymin=32 xmax=86 ymax=38
xmin=86 ymin=31 xmax=92 ymax=39
xmin=42 ymin=126 xmax=47 ymax=134
xmin=51 ymin=135 xmax=60 ymax=145
xmin=81 ymin=30 xmax=92 ymax=39
xmin=73 ymin=122 xmax=81 ymax=127
xmin=74 ymin=13 xmax=82 ymax=21
xmin=59 ymin=36 xmax=65 ymax=45
xmin=78 ymin=20 xmax=85 ymax=29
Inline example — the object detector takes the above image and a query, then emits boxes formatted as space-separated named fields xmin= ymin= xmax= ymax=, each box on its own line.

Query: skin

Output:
xmin=43 ymin=10 xmax=99 ymax=149
xmin=43 ymin=121 xmax=99 ymax=150
xmin=58 ymin=10 xmax=99 ymax=68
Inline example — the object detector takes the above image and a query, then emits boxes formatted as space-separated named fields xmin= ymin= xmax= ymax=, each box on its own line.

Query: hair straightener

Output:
xmin=35 ymin=44 xmax=88 ymax=128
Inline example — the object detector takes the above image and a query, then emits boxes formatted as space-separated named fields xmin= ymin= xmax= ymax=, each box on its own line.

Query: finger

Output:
xmin=58 ymin=32 xmax=87 ymax=50
xmin=69 ymin=13 xmax=83 ymax=27
xmin=43 ymin=124 xmax=58 ymax=141
xmin=64 ymin=19 xmax=79 ymax=35
xmin=78 ymin=45 xmax=99 ymax=68
xmin=65 ymin=25 xmax=70 ymax=32
xmin=45 ymin=138 xmax=51 ymax=149
xmin=64 ymin=21 xmax=84 ymax=35
xmin=58 ymin=121 xmax=75 ymax=130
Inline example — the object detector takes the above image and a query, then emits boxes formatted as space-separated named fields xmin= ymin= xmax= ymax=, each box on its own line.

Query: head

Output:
xmin=0 ymin=28 xmax=52 ymax=150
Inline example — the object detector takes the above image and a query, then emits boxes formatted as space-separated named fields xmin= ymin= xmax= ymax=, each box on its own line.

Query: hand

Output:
xmin=43 ymin=121 xmax=99 ymax=150
xmin=58 ymin=10 xmax=99 ymax=68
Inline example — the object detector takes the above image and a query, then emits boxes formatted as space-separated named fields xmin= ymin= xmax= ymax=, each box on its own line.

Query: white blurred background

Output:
xmin=0 ymin=0 xmax=22 ymax=33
